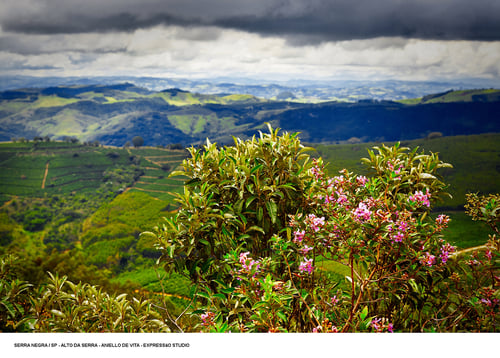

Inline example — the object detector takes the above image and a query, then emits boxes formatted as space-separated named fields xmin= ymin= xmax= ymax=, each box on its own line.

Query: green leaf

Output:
xmin=185 ymin=178 xmax=202 ymax=186
xmin=360 ymin=306 xmax=368 ymax=321
xmin=1 ymin=301 xmax=16 ymax=317
xmin=245 ymin=196 xmax=257 ymax=209
xmin=257 ymin=207 xmax=263 ymax=223
xmin=266 ymin=200 xmax=278 ymax=224
xmin=168 ymin=170 xmax=186 ymax=178
xmin=213 ymin=293 xmax=227 ymax=300
xmin=246 ymin=225 xmax=265 ymax=234
xmin=276 ymin=311 xmax=288 ymax=323
xmin=221 ymin=287 xmax=236 ymax=294
xmin=51 ymin=309 xmax=66 ymax=318
xmin=197 ymin=291 xmax=211 ymax=299
xmin=250 ymin=164 xmax=263 ymax=174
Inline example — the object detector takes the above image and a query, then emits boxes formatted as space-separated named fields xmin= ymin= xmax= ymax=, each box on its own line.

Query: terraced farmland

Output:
xmin=126 ymin=147 xmax=187 ymax=200
xmin=0 ymin=141 xmax=188 ymax=203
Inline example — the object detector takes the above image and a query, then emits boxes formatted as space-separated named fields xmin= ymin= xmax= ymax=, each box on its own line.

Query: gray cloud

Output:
xmin=215 ymin=1 xmax=500 ymax=43
xmin=1 ymin=0 xmax=499 ymax=42
xmin=0 ymin=34 xmax=128 ymax=55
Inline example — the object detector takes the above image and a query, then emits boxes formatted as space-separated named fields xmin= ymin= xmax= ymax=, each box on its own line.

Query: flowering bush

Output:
xmin=148 ymin=128 xmax=499 ymax=332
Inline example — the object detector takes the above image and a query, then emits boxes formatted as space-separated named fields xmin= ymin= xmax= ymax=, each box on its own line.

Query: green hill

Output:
xmin=399 ymin=88 xmax=500 ymax=104
xmin=2 ymin=84 xmax=500 ymax=147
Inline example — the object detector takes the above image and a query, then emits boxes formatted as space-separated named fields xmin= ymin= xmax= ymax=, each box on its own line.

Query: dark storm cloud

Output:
xmin=214 ymin=0 xmax=500 ymax=42
xmin=1 ymin=0 xmax=500 ymax=42
xmin=2 ymin=12 xmax=192 ymax=35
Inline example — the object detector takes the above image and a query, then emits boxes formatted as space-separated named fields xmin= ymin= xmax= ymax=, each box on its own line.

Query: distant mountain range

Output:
xmin=0 ymin=82 xmax=499 ymax=146
xmin=2 ymin=75 xmax=499 ymax=102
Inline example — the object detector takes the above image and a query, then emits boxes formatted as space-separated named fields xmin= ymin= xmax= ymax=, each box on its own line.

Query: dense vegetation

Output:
xmin=0 ymin=127 xmax=498 ymax=332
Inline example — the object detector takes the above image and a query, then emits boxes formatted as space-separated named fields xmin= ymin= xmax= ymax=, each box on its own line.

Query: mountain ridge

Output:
xmin=1 ymin=83 xmax=499 ymax=147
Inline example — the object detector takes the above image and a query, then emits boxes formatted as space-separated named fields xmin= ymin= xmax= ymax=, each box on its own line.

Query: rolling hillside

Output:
xmin=1 ymin=84 xmax=499 ymax=147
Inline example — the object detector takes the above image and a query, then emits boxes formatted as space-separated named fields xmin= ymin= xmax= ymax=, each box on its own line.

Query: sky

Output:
xmin=1 ymin=0 xmax=500 ymax=83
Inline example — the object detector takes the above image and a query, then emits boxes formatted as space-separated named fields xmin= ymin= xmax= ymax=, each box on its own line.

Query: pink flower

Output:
xmin=408 ymin=189 xmax=431 ymax=207
xmin=333 ymin=175 xmax=346 ymax=187
xmin=435 ymin=214 xmax=450 ymax=226
xmin=310 ymin=162 xmax=323 ymax=179
xmin=299 ymin=258 xmax=314 ymax=274
xmin=200 ymin=312 xmax=215 ymax=327
xmin=391 ymin=231 xmax=405 ymax=243
xmin=388 ymin=220 xmax=410 ymax=243
xmin=299 ymin=245 xmax=313 ymax=255
xmin=293 ymin=230 xmax=306 ymax=243
xmin=353 ymin=202 xmax=371 ymax=222
xmin=238 ymin=252 xmax=260 ymax=276
xmin=485 ymin=250 xmax=492 ymax=261
xmin=239 ymin=251 xmax=250 ymax=264
xmin=398 ymin=221 xmax=409 ymax=232
xmin=371 ymin=318 xmax=381 ymax=331
xmin=439 ymin=243 xmax=456 ymax=264
xmin=371 ymin=318 xmax=394 ymax=332
xmin=335 ymin=189 xmax=349 ymax=206
xmin=356 ymin=175 xmax=368 ymax=187
xmin=421 ymin=252 xmax=436 ymax=267
xmin=307 ymin=214 xmax=325 ymax=232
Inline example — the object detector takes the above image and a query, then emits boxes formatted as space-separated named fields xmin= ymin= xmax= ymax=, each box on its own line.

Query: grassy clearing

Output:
xmin=441 ymin=211 xmax=492 ymax=249
xmin=32 ymin=95 xmax=80 ymax=108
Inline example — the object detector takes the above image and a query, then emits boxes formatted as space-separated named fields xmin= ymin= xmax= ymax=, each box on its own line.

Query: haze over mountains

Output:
xmin=1 ymin=75 xmax=499 ymax=102
xmin=0 ymin=78 xmax=499 ymax=147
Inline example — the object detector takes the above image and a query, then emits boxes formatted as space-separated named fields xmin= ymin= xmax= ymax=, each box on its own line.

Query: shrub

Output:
xmin=147 ymin=127 xmax=498 ymax=332
xmin=147 ymin=125 xmax=316 ymax=286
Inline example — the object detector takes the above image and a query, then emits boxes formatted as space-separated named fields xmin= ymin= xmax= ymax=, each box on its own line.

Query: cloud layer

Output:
xmin=1 ymin=0 xmax=499 ymax=82
xmin=3 ymin=0 xmax=500 ymax=41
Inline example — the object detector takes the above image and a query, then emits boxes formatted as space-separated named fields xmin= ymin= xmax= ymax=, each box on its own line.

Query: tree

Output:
xmin=132 ymin=136 xmax=144 ymax=148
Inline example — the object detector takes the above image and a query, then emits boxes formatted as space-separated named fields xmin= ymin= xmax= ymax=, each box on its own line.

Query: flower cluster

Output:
xmin=479 ymin=287 xmax=499 ymax=316
xmin=387 ymin=219 xmax=410 ymax=243
xmin=371 ymin=317 xmax=394 ymax=333
xmin=305 ymin=214 xmax=325 ymax=232
xmin=200 ymin=311 xmax=215 ymax=327
xmin=386 ymin=160 xmax=404 ymax=180
xmin=310 ymin=159 xmax=324 ymax=180
xmin=356 ymin=175 xmax=368 ymax=187
xmin=299 ymin=258 xmax=314 ymax=275
xmin=439 ymin=242 xmax=456 ymax=264
xmin=353 ymin=202 xmax=372 ymax=223
xmin=485 ymin=250 xmax=492 ymax=261
xmin=421 ymin=252 xmax=436 ymax=267
xmin=312 ymin=318 xmax=339 ymax=333
xmin=238 ymin=252 xmax=261 ymax=277
xmin=408 ymin=189 xmax=431 ymax=208
xmin=293 ymin=230 xmax=305 ymax=244
xmin=435 ymin=214 xmax=450 ymax=227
